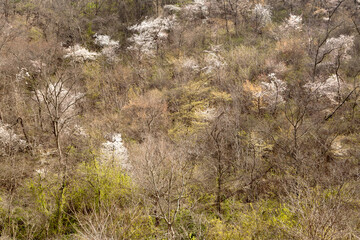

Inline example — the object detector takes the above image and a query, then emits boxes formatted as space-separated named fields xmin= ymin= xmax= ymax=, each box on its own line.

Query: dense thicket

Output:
xmin=1 ymin=0 xmax=360 ymax=239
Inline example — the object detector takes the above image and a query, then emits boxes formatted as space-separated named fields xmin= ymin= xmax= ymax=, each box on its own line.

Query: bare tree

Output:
xmin=30 ymin=70 xmax=84 ymax=233
xmin=282 ymin=178 xmax=358 ymax=240
xmin=311 ymin=0 xmax=347 ymax=80
xmin=130 ymin=135 xmax=193 ymax=239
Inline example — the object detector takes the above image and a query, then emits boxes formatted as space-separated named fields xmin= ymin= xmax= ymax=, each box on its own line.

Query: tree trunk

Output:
xmin=55 ymin=180 xmax=66 ymax=234
xmin=216 ymin=150 xmax=222 ymax=214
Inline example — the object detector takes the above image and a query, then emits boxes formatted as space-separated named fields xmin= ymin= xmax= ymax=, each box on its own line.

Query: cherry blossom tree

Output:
xmin=252 ymin=3 xmax=272 ymax=31
xmin=32 ymin=71 xmax=84 ymax=233
xmin=280 ymin=14 xmax=302 ymax=34
xmin=94 ymin=34 xmax=119 ymax=61
xmin=64 ymin=44 xmax=99 ymax=62
xmin=101 ymin=133 xmax=129 ymax=169
xmin=163 ymin=5 xmax=181 ymax=16
xmin=182 ymin=0 xmax=209 ymax=21
xmin=181 ymin=57 xmax=200 ymax=73
xmin=256 ymin=73 xmax=287 ymax=113
xmin=203 ymin=45 xmax=226 ymax=74
xmin=305 ymin=74 xmax=348 ymax=104
xmin=34 ymin=72 xmax=84 ymax=161
xmin=320 ymin=35 xmax=355 ymax=62
xmin=311 ymin=0 xmax=349 ymax=79
xmin=0 ymin=121 xmax=26 ymax=156
xmin=127 ymin=16 xmax=177 ymax=58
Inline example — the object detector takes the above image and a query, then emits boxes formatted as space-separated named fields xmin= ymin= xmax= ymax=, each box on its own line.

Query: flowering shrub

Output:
xmin=16 ymin=68 xmax=30 ymax=81
xmin=101 ymin=133 xmax=130 ymax=169
xmin=128 ymin=16 xmax=177 ymax=58
xmin=320 ymin=35 xmax=354 ymax=62
xmin=0 ymin=121 xmax=26 ymax=155
xmin=127 ymin=0 xmax=213 ymax=58
xmin=256 ymin=73 xmax=287 ymax=106
xmin=252 ymin=4 xmax=272 ymax=28
xmin=36 ymin=83 xmax=84 ymax=126
xmin=183 ymin=0 xmax=209 ymax=21
xmin=281 ymin=14 xmax=302 ymax=33
xmin=94 ymin=34 xmax=119 ymax=61
xmin=64 ymin=44 xmax=99 ymax=61
xmin=163 ymin=5 xmax=181 ymax=16
xmin=204 ymin=45 xmax=226 ymax=74
xmin=304 ymin=74 xmax=347 ymax=104
xmin=94 ymin=34 xmax=119 ymax=47
xmin=182 ymin=57 xmax=200 ymax=72
xmin=195 ymin=107 xmax=217 ymax=121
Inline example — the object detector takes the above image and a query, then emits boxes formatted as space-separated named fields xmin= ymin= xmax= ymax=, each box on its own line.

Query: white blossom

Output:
xmin=304 ymin=74 xmax=345 ymax=104
xmin=0 ymin=122 xmax=22 ymax=145
xmin=16 ymin=68 xmax=30 ymax=81
xmin=64 ymin=44 xmax=99 ymax=61
xmin=101 ymin=133 xmax=130 ymax=169
xmin=256 ymin=73 xmax=287 ymax=105
xmin=182 ymin=58 xmax=200 ymax=72
xmin=326 ymin=0 xmax=343 ymax=11
xmin=195 ymin=107 xmax=217 ymax=121
xmin=30 ymin=60 xmax=46 ymax=72
xmin=127 ymin=0 xmax=213 ymax=57
xmin=65 ymin=124 xmax=87 ymax=137
xmin=331 ymin=137 xmax=349 ymax=157
xmin=194 ymin=0 xmax=206 ymax=5
xmin=163 ymin=5 xmax=182 ymax=16
xmin=0 ymin=121 xmax=26 ymax=155
xmin=282 ymin=14 xmax=302 ymax=31
xmin=94 ymin=34 xmax=120 ymax=62
xmin=94 ymin=34 xmax=119 ymax=47
xmin=252 ymin=4 xmax=272 ymax=28
xmin=36 ymin=83 xmax=84 ymax=126
xmin=35 ymin=168 xmax=45 ymax=175
xmin=128 ymin=16 xmax=177 ymax=57
xmin=203 ymin=45 xmax=226 ymax=74
xmin=320 ymin=35 xmax=354 ymax=62
xmin=35 ymin=168 xmax=46 ymax=178
xmin=183 ymin=0 xmax=209 ymax=21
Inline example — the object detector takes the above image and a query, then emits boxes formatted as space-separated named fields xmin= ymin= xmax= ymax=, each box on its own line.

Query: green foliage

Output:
xmin=272 ymin=9 xmax=289 ymax=23
xmin=206 ymin=218 xmax=240 ymax=240
xmin=204 ymin=199 xmax=296 ymax=239
xmin=69 ymin=159 xmax=131 ymax=211
xmin=29 ymin=27 xmax=43 ymax=41
xmin=175 ymin=209 xmax=207 ymax=239
xmin=29 ymin=177 xmax=51 ymax=216
xmin=85 ymin=22 xmax=96 ymax=45
xmin=83 ymin=62 xmax=102 ymax=101
xmin=68 ymin=159 xmax=157 ymax=239
xmin=168 ymin=79 xmax=231 ymax=139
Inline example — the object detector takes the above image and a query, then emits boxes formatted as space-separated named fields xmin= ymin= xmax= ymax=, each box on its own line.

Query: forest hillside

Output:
xmin=0 ymin=0 xmax=360 ymax=239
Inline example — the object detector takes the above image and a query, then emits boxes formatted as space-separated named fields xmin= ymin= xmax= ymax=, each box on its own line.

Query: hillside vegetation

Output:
xmin=1 ymin=0 xmax=360 ymax=239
